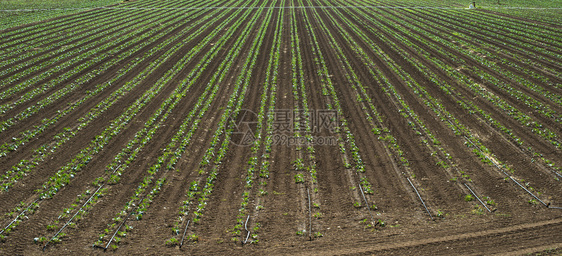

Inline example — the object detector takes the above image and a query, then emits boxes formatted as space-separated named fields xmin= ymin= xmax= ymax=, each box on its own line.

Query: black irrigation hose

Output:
xmin=93 ymin=196 xmax=144 ymax=251
xmin=0 ymin=199 xmax=39 ymax=235
xmin=103 ymin=205 xmax=136 ymax=251
xmin=508 ymin=176 xmax=548 ymax=207
xmin=464 ymin=183 xmax=491 ymax=212
xmin=407 ymin=177 xmax=434 ymax=220
xmin=43 ymin=184 xmax=104 ymax=251
xmin=43 ymin=164 xmax=122 ymax=250
xmin=357 ymin=183 xmax=377 ymax=227
xmin=307 ymin=187 xmax=312 ymax=240
xmin=179 ymin=219 xmax=190 ymax=248
xmin=552 ymin=169 xmax=562 ymax=180
xmin=243 ymin=215 xmax=250 ymax=244
xmin=454 ymin=118 xmax=562 ymax=181
xmin=464 ymin=136 xmax=549 ymax=207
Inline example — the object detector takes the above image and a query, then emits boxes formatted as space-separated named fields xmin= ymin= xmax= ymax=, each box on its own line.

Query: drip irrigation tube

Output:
xmin=243 ymin=215 xmax=250 ymax=244
xmin=93 ymin=196 xmax=144 ymax=251
xmin=179 ymin=219 xmax=190 ymax=248
xmin=407 ymin=177 xmax=433 ymax=220
xmin=463 ymin=136 xmax=549 ymax=207
xmin=43 ymin=184 xmax=104 ymax=250
xmin=0 ymin=199 xmax=39 ymax=235
xmin=509 ymin=176 xmax=548 ymax=207
xmin=44 ymin=165 xmax=122 ymax=250
xmin=464 ymin=183 xmax=491 ymax=212
xmin=307 ymin=187 xmax=312 ymax=240
xmin=357 ymin=183 xmax=377 ymax=226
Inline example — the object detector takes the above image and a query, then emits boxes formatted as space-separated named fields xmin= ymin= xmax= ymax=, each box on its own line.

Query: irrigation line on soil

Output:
xmin=508 ymin=176 xmax=548 ymax=207
xmin=103 ymin=214 xmax=129 ymax=250
xmin=458 ymin=118 xmax=562 ymax=181
xmin=406 ymin=177 xmax=433 ymax=220
xmin=307 ymin=187 xmax=312 ymax=240
xmin=243 ymin=215 xmax=250 ymax=244
xmin=103 ymin=205 xmax=136 ymax=250
xmin=0 ymin=199 xmax=39 ymax=235
xmin=464 ymin=183 xmax=491 ymax=212
xmin=551 ymin=169 xmax=562 ymax=180
xmin=43 ymin=184 xmax=104 ymax=250
xmin=357 ymin=182 xmax=376 ymax=227
xmin=463 ymin=136 xmax=549 ymax=207
xmin=93 ymin=196 xmax=144 ymax=251
xmin=43 ymin=164 xmax=122 ymax=250
xmin=179 ymin=219 xmax=190 ymax=248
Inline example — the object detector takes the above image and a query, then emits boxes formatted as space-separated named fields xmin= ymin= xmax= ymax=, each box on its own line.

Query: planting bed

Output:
xmin=1 ymin=0 xmax=561 ymax=254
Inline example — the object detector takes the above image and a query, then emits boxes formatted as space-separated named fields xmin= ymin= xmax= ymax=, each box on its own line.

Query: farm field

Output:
xmin=1 ymin=0 xmax=562 ymax=254
xmin=0 ymin=0 xmax=123 ymax=30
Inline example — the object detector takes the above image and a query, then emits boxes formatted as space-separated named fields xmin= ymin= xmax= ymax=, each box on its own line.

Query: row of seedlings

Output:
xmin=0 ymin=0 xmax=232 ymax=191
xmin=0 ymin=2 xmax=240 ymax=242
xmin=369 ymin=4 xmax=562 ymax=179
xmin=169 ymin=0 xmax=275 ymax=247
xmin=340 ymin=0 xmax=551 ymax=208
xmin=36 ymin=2 xmax=249 ymax=249
xmin=300 ymin=0 xmax=389 ymax=225
xmin=288 ymin=2 xmax=323 ymax=240
xmin=0 ymin=0 xmax=205 ymax=84
xmin=305 ymin=0 xmax=435 ymax=219
xmin=90 ymin=0 xmax=267 ymax=249
xmin=325 ymin=0 xmax=495 ymax=213
xmin=80 ymin=0 xmax=268 ymax=248
xmin=228 ymin=0 xmax=285 ymax=245
xmin=0 ymin=0 xmax=220 ymax=113
xmin=0 ymin=0 xmax=173 ymax=48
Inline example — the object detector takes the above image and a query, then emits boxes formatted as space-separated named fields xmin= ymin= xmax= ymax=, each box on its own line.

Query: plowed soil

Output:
xmin=1 ymin=0 xmax=561 ymax=255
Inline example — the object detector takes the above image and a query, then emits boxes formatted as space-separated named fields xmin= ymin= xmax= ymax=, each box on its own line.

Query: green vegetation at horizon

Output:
xmin=0 ymin=0 xmax=123 ymax=30
xmin=383 ymin=0 xmax=562 ymax=8
xmin=1 ymin=0 xmax=560 ymax=31
xmin=391 ymin=0 xmax=562 ymax=24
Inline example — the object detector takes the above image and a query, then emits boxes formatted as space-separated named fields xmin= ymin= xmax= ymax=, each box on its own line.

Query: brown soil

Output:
xmin=1 ymin=0 xmax=561 ymax=255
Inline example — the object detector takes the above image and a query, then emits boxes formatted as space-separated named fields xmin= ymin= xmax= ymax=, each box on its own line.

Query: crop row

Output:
xmin=364 ymin=4 xmax=562 ymax=175
xmin=337 ymin=0 xmax=552 ymax=203
xmin=0 ymin=6 xmax=152 ymax=71
xmin=299 ymin=0 xmax=390 ymax=225
xmin=0 ymin=1 xmax=224 ymax=157
xmin=0 ymin=3 xmax=228 ymax=139
xmin=410 ymin=8 xmax=562 ymax=120
xmin=173 ymin=0 xmax=275 ymax=246
xmin=308 ymin=1 xmax=441 ymax=217
xmin=92 ymin=0 xmax=269 ymax=249
xmin=0 ymin=0 xmax=219 ymax=115
xmin=37 ymin=2 xmax=248 ymax=247
xmin=244 ymin=1 xmax=286 ymax=243
xmin=288 ymin=2 xmax=323 ymax=239
xmin=0 ymin=0 xmax=206 ymax=79
xmin=329 ymin=0 xmax=501 ymax=212
xmin=0 ymin=0 xmax=238 ymax=241
xmin=0 ymin=0 xmax=230 ymax=190
xmin=225 ymin=0 xmax=286 ymax=245
xmin=0 ymin=0 xmax=179 ymax=47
